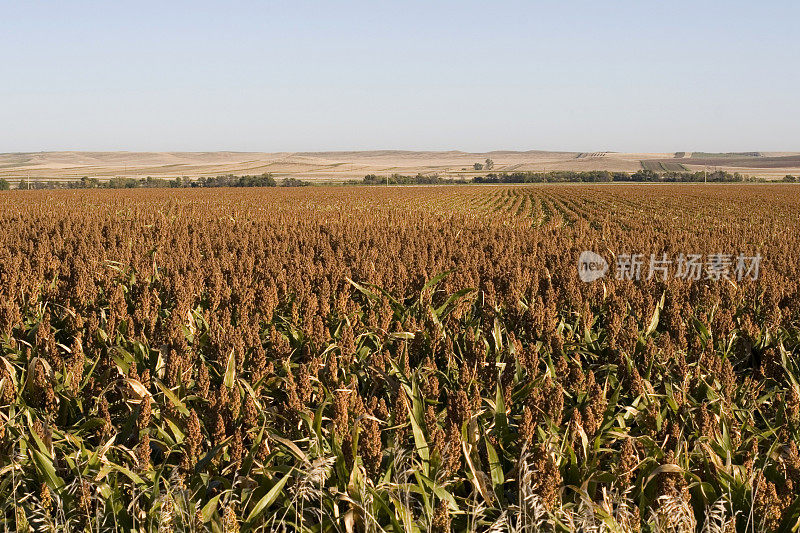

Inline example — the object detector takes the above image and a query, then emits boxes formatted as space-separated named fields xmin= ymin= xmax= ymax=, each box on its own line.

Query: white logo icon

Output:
xmin=578 ymin=251 xmax=608 ymax=282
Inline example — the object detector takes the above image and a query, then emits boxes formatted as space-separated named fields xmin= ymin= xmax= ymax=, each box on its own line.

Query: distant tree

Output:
xmin=473 ymin=163 xmax=484 ymax=171
xmin=630 ymin=169 xmax=659 ymax=182
xmin=108 ymin=177 xmax=139 ymax=189
xmin=484 ymin=158 xmax=495 ymax=170
xmin=141 ymin=176 xmax=171 ymax=188
xmin=80 ymin=176 xmax=100 ymax=188
xmin=281 ymin=177 xmax=310 ymax=187
xmin=783 ymin=175 xmax=797 ymax=182
xmin=0 ymin=178 xmax=9 ymax=191
xmin=238 ymin=173 xmax=276 ymax=187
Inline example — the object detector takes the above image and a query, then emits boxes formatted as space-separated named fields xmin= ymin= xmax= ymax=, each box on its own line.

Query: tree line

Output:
xmin=473 ymin=169 xmax=765 ymax=183
xmin=360 ymin=173 xmax=466 ymax=185
xmin=357 ymin=169 xmax=770 ymax=185
xmin=2 ymin=171 xmax=794 ymax=192
xmin=0 ymin=173 xmax=312 ymax=190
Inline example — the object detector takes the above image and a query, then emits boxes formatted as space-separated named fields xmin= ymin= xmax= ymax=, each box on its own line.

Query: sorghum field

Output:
xmin=1 ymin=185 xmax=799 ymax=532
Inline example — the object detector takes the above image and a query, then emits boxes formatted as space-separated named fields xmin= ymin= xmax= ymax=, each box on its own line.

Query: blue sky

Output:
xmin=2 ymin=0 xmax=798 ymax=152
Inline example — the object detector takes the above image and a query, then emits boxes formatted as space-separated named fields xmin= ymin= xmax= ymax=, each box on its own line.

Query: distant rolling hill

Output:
xmin=1 ymin=150 xmax=798 ymax=182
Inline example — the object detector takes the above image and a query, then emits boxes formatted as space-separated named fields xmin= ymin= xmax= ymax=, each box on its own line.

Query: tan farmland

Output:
xmin=1 ymin=150 xmax=799 ymax=182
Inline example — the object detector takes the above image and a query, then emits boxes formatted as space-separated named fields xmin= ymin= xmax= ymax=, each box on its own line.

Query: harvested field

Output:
xmin=681 ymin=154 xmax=800 ymax=168
xmin=640 ymin=160 xmax=687 ymax=172
xmin=692 ymin=152 xmax=762 ymax=159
